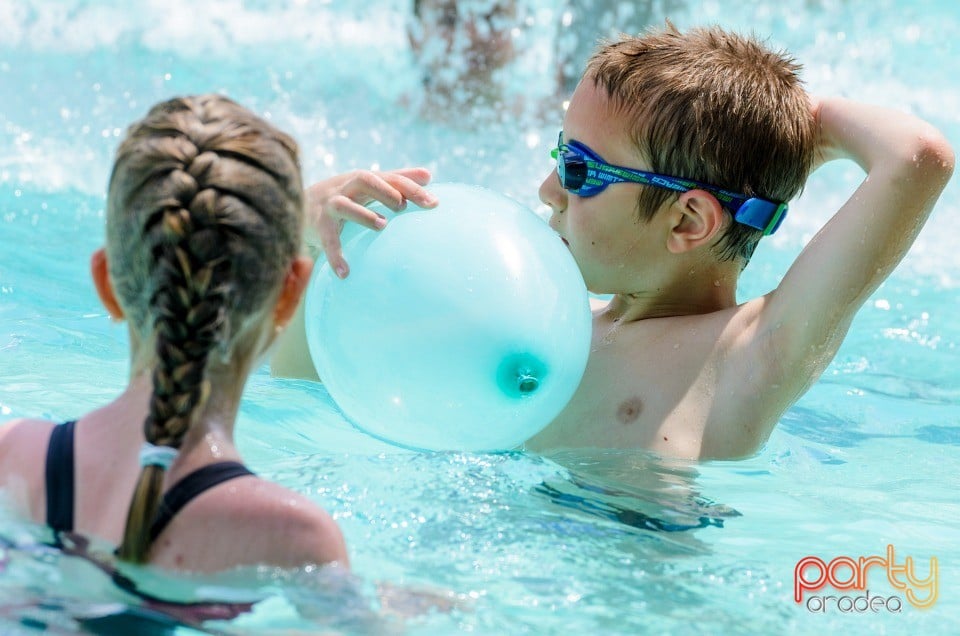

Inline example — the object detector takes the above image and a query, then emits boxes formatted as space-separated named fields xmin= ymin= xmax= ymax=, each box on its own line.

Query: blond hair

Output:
xmin=107 ymin=95 xmax=304 ymax=562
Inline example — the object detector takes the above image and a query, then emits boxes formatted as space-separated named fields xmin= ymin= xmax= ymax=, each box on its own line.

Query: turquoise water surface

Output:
xmin=1 ymin=0 xmax=958 ymax=634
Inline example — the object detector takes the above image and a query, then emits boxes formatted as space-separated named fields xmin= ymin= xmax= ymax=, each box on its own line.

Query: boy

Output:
xmin=275 ymin=25 xmax=953 ymax=460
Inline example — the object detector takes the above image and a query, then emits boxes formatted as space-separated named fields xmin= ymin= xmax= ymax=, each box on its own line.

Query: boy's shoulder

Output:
xmin=592 ymin=295 xmax=765 ymax=343
xmin=606 ymin=294 xmax=781 ymax=391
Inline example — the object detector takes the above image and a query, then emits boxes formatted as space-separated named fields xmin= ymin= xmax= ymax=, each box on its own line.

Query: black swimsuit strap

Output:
xmin=45 ymin=420 xmax=77 ymax=533
xmin=44 ymin=421 xmax=253 ymax=553
xmin=149 ymin=462 xmax=255 ymax=542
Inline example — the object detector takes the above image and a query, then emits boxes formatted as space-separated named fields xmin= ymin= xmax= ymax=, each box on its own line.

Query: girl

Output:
xmin=0 ymin=94 xmax=348 ymax=573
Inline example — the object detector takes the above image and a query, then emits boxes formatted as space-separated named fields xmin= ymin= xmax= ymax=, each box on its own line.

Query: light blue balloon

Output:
xmin=305 ymin=183 xmax=591 ymax=451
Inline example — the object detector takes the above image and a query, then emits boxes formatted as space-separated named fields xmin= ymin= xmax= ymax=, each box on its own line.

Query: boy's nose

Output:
xmin=538 ymin=170 xmax=567 ymax=229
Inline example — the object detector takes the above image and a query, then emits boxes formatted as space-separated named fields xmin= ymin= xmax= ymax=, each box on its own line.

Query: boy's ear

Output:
xmin=274 ymin=256 xmax=314 ymax=328
xmin=91 ymin=248 xmax=124 ymax=320
xmin=665 ymin=189 xmax=726 ymax=254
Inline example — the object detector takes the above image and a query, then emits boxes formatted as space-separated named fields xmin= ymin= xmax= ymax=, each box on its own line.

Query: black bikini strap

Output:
xmin=45 ymin=420 xmax=77 ymax=533
xmin=149 ymin=462 xmax=254 ymax=542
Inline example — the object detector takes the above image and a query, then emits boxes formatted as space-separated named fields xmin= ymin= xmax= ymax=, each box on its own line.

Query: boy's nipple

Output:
xmin=617 ymin=396 xmax=644 ymax=425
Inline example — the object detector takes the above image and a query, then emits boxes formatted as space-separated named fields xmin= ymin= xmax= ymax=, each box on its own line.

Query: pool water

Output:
xmin=1 ymin=0 xmax=958 ymax=633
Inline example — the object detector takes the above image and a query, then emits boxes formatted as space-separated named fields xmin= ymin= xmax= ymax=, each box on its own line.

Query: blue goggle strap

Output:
xmin=733 ymin=198 xmax=789 ymax=236
xmin=557 ymin=142 xmax=788 ymax=236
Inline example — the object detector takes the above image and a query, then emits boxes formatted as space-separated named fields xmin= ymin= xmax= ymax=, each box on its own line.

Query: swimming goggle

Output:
xmin=551 ymin=133 xmax=788 ymax=235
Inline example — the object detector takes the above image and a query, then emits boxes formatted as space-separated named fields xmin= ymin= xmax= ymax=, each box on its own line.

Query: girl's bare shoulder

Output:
xmin=0 ymin=417 xmax=56 ymax=456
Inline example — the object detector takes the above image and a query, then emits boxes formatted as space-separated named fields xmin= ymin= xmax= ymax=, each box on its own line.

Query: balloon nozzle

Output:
xmin=516 ymin=369 xmax=540 ymax=394
xmin=498 ymin=354 xmax=545 ymax=398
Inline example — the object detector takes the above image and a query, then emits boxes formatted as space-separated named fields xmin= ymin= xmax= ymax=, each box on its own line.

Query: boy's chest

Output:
xmin=525 ymin=319 xmax=728 ymax=459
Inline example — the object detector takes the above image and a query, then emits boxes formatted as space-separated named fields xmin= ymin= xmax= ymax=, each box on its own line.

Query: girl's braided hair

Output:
xmin=106 ymin=95 xmax=304 ymax=562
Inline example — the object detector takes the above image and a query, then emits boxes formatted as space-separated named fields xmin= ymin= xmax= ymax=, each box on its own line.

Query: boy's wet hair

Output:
xmin=586 ymin=24 xmax=815 ymax=263
xmin=106 ymin=95 xmax=304 ymax=562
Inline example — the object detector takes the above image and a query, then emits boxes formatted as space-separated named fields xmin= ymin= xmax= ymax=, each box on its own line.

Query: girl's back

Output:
xmin=0 ymin=94 xmax=347 ymax=575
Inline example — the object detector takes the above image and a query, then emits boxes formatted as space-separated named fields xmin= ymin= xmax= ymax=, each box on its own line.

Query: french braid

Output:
xmin=106 ymin=96 xmax=303 ymax=562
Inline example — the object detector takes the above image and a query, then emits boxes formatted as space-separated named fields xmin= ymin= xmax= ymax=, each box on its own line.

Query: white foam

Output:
xmin=0 ymin=0 xmax=407 ymax=55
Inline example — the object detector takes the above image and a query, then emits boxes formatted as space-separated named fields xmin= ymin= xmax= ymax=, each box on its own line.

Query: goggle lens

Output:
xmin=553 ymin=145 xmax=589 ymax=193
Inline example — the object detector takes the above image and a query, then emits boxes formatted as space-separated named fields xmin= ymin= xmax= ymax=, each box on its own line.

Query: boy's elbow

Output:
xmin=914 ymin=125 xmax=955 ymax=186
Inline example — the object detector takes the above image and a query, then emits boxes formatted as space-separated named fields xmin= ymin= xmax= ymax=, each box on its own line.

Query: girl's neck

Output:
xmin=108 ymin=368 xmax=247 ymax=477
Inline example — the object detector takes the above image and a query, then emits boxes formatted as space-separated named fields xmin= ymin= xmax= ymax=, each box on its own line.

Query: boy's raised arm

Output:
xmin=758 ymin=97 xmax=954 ymax=392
